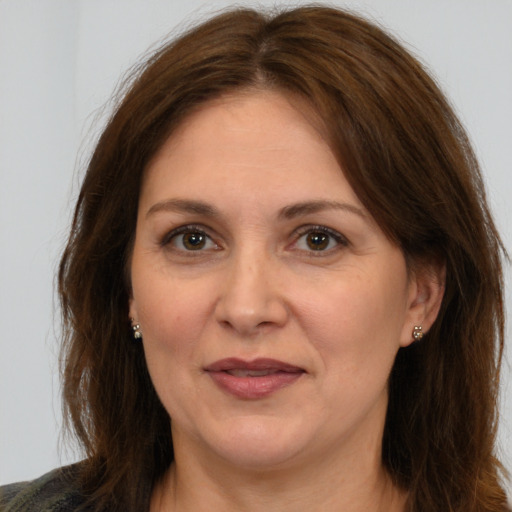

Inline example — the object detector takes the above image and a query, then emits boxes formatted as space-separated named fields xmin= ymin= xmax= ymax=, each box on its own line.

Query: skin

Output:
xmin=129 ymin=90 xmax=444 ymax=512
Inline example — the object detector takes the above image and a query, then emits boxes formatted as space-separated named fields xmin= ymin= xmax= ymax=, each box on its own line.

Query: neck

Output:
xmin=150 ymin=436 xmax=407 ymax=512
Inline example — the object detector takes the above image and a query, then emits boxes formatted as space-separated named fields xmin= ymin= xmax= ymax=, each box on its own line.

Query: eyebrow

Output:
xmin=146 ymin=199 xmax=219 ymax=218
xmin=278 ymin=200 xmax=367 ymax=220
xmin=145 ymin=198 xmax=367 ymax=221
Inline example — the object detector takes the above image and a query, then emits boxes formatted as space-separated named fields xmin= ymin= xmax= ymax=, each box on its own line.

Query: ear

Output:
xmin=399 ymin=262 xmax=445 ymax=347
xmin=129 ymin=297 xmax=138 ymax=324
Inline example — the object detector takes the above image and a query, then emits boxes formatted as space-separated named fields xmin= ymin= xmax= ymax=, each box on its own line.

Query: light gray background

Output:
xmin=1 ymin=0 xmax=511 ymax=490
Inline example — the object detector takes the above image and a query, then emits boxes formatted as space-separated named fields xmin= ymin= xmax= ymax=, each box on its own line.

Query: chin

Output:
xmin=201 ymin=416 xmax=316 ymax=471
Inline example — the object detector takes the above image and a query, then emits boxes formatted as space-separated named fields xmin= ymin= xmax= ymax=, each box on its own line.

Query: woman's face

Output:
xmin=129 ymin=91 xmax=430 ymax=471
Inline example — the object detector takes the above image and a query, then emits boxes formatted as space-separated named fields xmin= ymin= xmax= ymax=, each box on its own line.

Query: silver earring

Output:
xmin=131 ymin=318 xmax=142 ymax=340
xmin=412 ymin=325 xmax=423 ymax=341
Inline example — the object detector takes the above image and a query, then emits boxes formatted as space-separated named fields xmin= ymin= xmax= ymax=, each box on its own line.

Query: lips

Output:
xmin=204 ymin=358 xmax=305 ymax=399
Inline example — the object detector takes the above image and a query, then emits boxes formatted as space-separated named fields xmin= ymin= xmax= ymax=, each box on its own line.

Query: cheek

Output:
xmin=144 ymin=296 xmax=207 ymax=348
xmin=134 ymin=280 xmax=214 ymax=414
xmin=296 ymin=271 xmax=408 ymax=371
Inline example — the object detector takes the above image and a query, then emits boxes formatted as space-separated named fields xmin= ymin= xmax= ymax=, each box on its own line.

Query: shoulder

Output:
xmin=0 ymin=463 xmax=88 ymax=512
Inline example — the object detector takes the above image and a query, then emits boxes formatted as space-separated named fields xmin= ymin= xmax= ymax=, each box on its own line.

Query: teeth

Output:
xmin=226 ymin=369 xmax=278 ymax=377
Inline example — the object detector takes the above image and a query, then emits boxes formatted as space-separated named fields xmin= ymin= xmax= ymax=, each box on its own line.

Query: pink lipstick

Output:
xmin=204 ymin=358 xmax=304 ymax=399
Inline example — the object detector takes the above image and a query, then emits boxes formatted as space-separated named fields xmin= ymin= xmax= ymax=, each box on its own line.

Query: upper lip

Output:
xmin=204 ymin=358 xmax=305 ymax=373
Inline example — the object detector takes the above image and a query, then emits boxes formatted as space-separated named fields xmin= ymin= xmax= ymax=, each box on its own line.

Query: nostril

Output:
xmin=219 ymin=319 xmax=233 ymax=329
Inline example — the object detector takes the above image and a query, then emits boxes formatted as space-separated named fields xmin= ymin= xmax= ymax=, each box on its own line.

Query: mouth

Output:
xmin=224 ymin=368 xmax=286 ymax=377
xmin=204 ymin=358 xmax=305 ymax=399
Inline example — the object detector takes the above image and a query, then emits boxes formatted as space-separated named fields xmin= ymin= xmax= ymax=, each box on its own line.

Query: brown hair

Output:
xmin=58 ymin=5 xmax=509 ymax=511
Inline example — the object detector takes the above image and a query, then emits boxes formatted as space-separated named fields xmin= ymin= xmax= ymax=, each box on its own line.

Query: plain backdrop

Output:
xmin=1 ymin=0 xmax=511 ymax=491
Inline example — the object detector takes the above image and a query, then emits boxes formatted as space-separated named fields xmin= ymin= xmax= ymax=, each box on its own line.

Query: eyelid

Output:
xmin=160 ymin=224 xmax=219 ymax=249
xmin=291 ymin=224 xmax=349 ymax=252
xmin=159 ymin=223 xmax=347 ymax=254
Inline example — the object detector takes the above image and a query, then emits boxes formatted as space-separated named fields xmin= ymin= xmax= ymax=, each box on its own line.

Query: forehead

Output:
xmin=146 ymin=90 xmax=338 ymax=176
xmin=140 ymin=90 xmax=359 ymax=208
xmin=148 ymin=89 xmax=330 ymax=165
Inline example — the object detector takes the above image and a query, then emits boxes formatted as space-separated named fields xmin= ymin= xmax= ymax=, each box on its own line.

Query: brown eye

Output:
xmin=294 ymin=226 xmax=346 ymax=253
xmin=182 ymin=232 xmax=206 ymax=250
xmin=166 ymin=228 xmax=218 ymax=252
xmin=306 ymin=232 xmax=330 ymax=251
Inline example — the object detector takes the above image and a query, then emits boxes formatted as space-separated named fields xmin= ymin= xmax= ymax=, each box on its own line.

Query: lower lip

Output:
xmin=207 ymin=371 xmax=303 ymax=399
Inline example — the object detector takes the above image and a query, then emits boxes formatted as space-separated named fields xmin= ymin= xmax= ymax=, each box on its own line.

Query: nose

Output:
xmin=214 ymin=249 xmax=289 ymax=337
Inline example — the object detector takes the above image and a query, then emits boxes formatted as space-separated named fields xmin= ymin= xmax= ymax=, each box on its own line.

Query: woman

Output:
xmin=1 ymin=5 xmax=509 ymax=512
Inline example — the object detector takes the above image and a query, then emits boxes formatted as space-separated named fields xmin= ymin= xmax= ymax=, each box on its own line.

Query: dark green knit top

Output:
xmin=0 ymin=464 xmax=88 ymax=512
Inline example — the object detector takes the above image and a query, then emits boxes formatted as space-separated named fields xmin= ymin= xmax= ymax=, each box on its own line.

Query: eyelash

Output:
xmin=161 ymin=224 xmax=218 ymax=252
xmin=292 ymin=225 xmax=348 ymax=254
xmin=160 ymin=224 xmax=348 ymax=254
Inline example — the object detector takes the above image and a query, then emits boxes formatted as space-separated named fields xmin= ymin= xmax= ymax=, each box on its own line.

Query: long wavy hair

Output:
xmin=58 ymin=5 xmax=509 ymax=511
